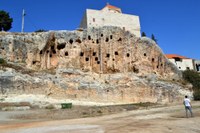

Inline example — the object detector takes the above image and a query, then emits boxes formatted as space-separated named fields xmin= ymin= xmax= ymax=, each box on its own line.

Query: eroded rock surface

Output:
xmin=0 ymin=27 xmax=191 ymax=105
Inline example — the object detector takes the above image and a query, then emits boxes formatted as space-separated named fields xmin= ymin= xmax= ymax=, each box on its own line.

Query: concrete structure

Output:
xmin=80 ymin=3 xmax=141 ymax=37
xmin=166 ymin=54 xmax=195 ymax=71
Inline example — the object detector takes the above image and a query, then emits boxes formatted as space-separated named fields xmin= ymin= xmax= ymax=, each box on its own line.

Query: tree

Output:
xmin=35 ymin=29 xmax=47 ymax=32
xmin=151 ymin=34 xmax=157 ymax=43
xmin=0 ymin=10 xmax=13 ymax=31
xmin=183 ymin=70 xmax=200 ymax=100
xmin=141 ymin=32 xmax=146 ymax=37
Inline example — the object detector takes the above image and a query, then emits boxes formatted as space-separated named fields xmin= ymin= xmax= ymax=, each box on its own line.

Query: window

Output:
xmin=93 ymin=18 xmax=95 ymax=22
xmin=174 ymin=58 xmax=182 ymax=62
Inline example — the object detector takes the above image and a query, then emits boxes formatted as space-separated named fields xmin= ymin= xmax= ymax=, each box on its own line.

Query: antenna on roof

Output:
xmin=21 ymin=9 xmax=26 ymax=32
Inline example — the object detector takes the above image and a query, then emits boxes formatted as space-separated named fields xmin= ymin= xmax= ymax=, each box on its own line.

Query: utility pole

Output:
xmin=21 ymin=9 xmax=25 ymax=32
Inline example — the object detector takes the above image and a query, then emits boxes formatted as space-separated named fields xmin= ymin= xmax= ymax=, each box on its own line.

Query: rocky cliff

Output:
xmin=0 ymin=27 xmax=191 ymax=105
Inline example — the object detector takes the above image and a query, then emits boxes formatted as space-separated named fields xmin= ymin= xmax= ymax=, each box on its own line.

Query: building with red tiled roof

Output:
xmin=79 ymin=3 xmax=141 ymax=37
xmin=101 ymin=3 xmax=122 ymax=13
xmin=165 ymin=54 xmax=195 ymax=71
xmin=165 ymin=54 xmax=189 ymax=59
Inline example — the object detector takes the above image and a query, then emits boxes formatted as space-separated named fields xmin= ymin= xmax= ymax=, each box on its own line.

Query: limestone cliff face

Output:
xmin=0 ymin=27 xmax=180 ymax=78
xmin=0 ymin=27 xmax=188 ymax=104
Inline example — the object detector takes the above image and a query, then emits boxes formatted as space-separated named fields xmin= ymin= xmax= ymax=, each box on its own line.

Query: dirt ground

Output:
xmin=0 ymin=102 xmax=200 ymax=133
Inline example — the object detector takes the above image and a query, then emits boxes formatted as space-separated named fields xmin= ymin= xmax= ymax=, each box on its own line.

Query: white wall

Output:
xmin=81 ymin=9 xmax=141 ymax=37
xmin=168 ymin=59 xmax=194 ymax=70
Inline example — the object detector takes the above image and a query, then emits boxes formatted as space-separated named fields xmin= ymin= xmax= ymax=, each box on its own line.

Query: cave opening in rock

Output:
xmin=85 ymin=57 xmax=89 ymax=61
xmin=93 ymin=52 xmax=96 ymax=56
xmin=115 ymin=51 xmax=118 ymax=55
xmin=127 ymin=53 xmax=130 ymax=57
xmin=105 ymin=37 xmax=109 ymax=42
xmin=65 ymin=51 xmax=68 ymax=56
xmin=118 ymin=38 xmax=122 ymax=41
xmin=106 ymin=53 xmax=110 ymax=58
xmin=75 ymin=39 xmax=82 ymax=43
xmin=32 ymin=61 xmax=36 ymax=64
xmin=101 ymin=34 xmax=103 ymax=37
xmin=95 ymin=57 xmax=98 ymax=61
xmin=152 ymin=58 xmax=155 ymax=62
xmin=69 ymin=39 xmax=73 ymax=44
xmin=110 ymin=35 xmax=113 ymax=39
xmin=57 ymin=43 xmax=66 ymax=50
xmin=144 ymin=53 xmax=146 ymax=56
xmin=80 ymin=52 xmax=84 ymax=56
xmin=52 ymin=49 xmax=56 ymax=54
xmin=40 ymin=51 xmax=43 ymax=54
xmin=96 ymin=39 xmax=99 ymax=44
xmin=88 ymin=35 xmax=91 ymax=40
xmin=51 ymin=46 xmax=54 ymax=50
xmin=133 ymin=66 xmax=139 ymax=73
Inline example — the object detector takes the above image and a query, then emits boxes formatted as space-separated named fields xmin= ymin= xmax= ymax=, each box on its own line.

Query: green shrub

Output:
xmin=193 ymin=90 xmax=200 ymax=100
xmin=0 ymin=58 xmax=6 ymax=64
xmin=45 ymin=104 xmax=55 ymax=109
xmin=183 ymin=70 xmax=200 ymax=100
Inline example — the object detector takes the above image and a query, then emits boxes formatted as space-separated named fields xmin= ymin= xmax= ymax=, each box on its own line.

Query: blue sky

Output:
xmin=0 ymin=0 xmax=199 ymax=59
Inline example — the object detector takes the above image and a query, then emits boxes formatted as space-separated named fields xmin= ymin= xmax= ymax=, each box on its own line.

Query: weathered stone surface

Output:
xmin=0 ymin=27 xmax=190 ymax=105
xmin=0 ymin=27 xmax=180 ymax=78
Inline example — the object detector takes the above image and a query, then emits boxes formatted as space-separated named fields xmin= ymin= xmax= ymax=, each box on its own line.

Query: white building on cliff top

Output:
xmin=165 ymin=54 xmax=197 ymax=71
xmin=80 ymin=3 xmax=141 ymax=37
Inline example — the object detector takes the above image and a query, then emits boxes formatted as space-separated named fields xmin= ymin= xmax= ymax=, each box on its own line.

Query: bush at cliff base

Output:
xmin=0 ymin=58 xmax=6 ymax=64
xmin=183 ymin=70 xmax=200 ymax=100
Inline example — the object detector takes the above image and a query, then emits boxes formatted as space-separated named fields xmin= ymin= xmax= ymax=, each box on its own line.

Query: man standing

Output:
xmin=183 ymin=95 xmax=193 ymax=118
